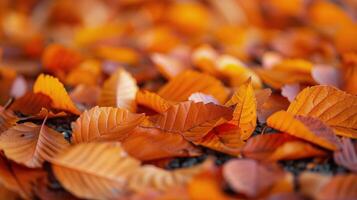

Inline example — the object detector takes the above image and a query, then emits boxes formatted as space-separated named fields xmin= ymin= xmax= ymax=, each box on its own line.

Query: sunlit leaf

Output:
xmin=99 ymin=68 xmax=138 ymax=112
xmin=136 ymin=90 xmax=171 ymax=114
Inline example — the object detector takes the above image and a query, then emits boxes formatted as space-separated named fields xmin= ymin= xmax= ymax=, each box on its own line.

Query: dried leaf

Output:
xmin=33 ymin=74 xmax=80 ymax=115
xmin=223 ymin=159 xmax=285 ymax=198
xmin=136 ymin=90 xmax=171 ymax=114
xmin=69 ymin=84 xmax=100 ymax=108
xmin=311 ymin=64 xmax=341 ymax=87
xmin=188 ymin=92 xmax=219 ymax=104
xmin=281 ymin=83 xmax=301 ymax=102
xmin=150 ymin=101 xmax=233 ymax=142
xmin=269 ymin=141 xmax=327 ymax=161
xmin=10 ymin=92 xmax=52 ymax=116
xmin=158 ymin=70 xmax=228 ymax=104
xmin=72 ymin=106 xmax=145 ymax=143
xmin=287 ymin=85 xmax=357 ymax=138
xmin=128 ymin=164 xmax=204 ymax=192
xmin=341 ymin=53 xmax=357 ymax=95
xmin=122 ymin=126 xmax=201 ymax=161
xmin=99 ymin=69 xmax=138 ymax=112
xmin=317 ymin=174 xmax=357 ymax=200
xmin=225 ymin=79 xmax=257 ymax=140
xmin=0 ymin=122 xmax=70 ymax=168
xmin=333 ymin=137 xmax=357 ymax=172
xmin=151 ymin=53 xmax=187 ymax=79
xmin=267 ymin=111 xmax=340 ymax=151
xmin=51 ymin=142 xmax=141 ymax=199
xmin=65 ymin=59 xmax=101 ymax=86
xmin=42 ymin=44 xmax=82 ymax=73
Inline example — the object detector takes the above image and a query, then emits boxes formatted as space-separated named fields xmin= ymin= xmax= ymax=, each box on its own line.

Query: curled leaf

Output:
xmin=72 ymin=106 xmax=145 ymax=143
xmin=33 ymin=74 xmax=80 ymax=115
xmin=99 ymin=69 xmax=138 ymax=112
xmin=0 ymin=122 xmax=70 ymax=168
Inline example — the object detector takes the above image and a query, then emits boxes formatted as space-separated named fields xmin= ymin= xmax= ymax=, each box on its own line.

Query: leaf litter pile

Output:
xmin=0 ymin=0 xmax=357 ymax=199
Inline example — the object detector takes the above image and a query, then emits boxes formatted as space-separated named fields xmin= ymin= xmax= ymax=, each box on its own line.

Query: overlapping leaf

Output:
xmin=225 ymin=79 xmax=257 ymax=140
xmin=33 ymin=74 xmax=80 ymax=115
xmin=149 ymin=101 xmax=233 ymax=142
xmin=333 ymin=137 xmax=357 ymax=172
xmin=158 ymin=70 xmax=228 ymax=103
xmin=0 ymin=108 xmax=18 ymax=133
xmin=71 ymin=106 xmax=145 ymax=143
xmin=0 ymin=122 xmax=70 ymax=168
xmin=51 ymin=142 xmax=141 ymax=199
xmin=267 ymin=111 xmax=340 ymax=151
xmin=99 ymin=69 xmax=138 ymax=111
xmin=10 ymin=92 xmax=52 ymax=116
xmin=287 ymin=85 xmax=357 ymax=138
xmin=136 ymin=90 xmax=171 ymax=114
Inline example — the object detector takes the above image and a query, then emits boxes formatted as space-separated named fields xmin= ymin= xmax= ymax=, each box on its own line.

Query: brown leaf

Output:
xmin=51 ymin=142 xmax=141 ymax=199
xmin=71 ymin=106 xmax=145 ymax=143
xmin=158 ymin=70 xmax=228 ymax=104
xmin=267 ymin=111 xmax=340 ymax=151
xmin=69 ymin=84 xmax=100 ymax=108
xmin=122 ymin=126 xmax=201 ymax=161
xmin=287 ymin=85 xmax=357 ymax=138
xmin=99 ymin=68 xmax=138 ymax=111
xmin=0 ymin=121 xmax=70 ymax=168
xmin=333 ymin=137 xmax=357 ymax=172
xmin=150 ymin=101 xmax=233 ymax=142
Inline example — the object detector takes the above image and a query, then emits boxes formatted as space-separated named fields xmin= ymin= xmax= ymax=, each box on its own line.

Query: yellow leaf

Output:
xmin=0 ymin=122 xmax=70 ymax=168
xmin=267 ymin=111 xmax=339 ymax=151
xmin=99 ymin=69 xmax=138 ymax=112
xmin=33 ymin=74 xmax=80 ymax=115
xmin=158 ymin=70 xmax=228 ymax=104
xmin=225 ymin=79 xmax=257 ymax=140
xmin=287 ymin=85 xmax=357 ymax=138
xmin=51 ymin=142 xmax=141 ymax=199
xmin=71 ymin=106 xmax=145 ymax=143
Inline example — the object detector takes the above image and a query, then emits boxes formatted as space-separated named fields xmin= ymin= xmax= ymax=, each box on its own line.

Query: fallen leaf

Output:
xmin=267 ymin=111 xmax=340 ymax=150
xmin=136 ymin=90 xmax=171 ymax=114
xmin=317 ymin=174 xmax=357 ymax=200
xmin=158 ymin=70 xmax=228 ymax=104
xmin=71 ymin=106 xmax=145 ymax=143
xmin=10 ymin=92 xmax=52 ymax=116
xmin=281 ymin=83 xmax=301 ymax=102
xmin=311 ymin=64 xmax=341 ymax=87
xmin=69 ymin=84 xmax=101 ymax=108
xmin=341 ymin=52 xmax=357 ymax=95
xmin=33 ymin=74 xmax=80 ymax=115
xmin=42 ymin=44 xmax=82 ymax=73
xmin=223 ymin=159 xmax=285 ymax=198
xmin=0 ymin=121 xmax=70 ymax=168
xmin=225 ymin=79 xmax=257 ymax=140
xmin=287 ymin=85 xmax=357 ymax=138
xmin=65 ymin=59 xmax=101 ymax=86
xmin=0 ymin=108 xmax=18 ymax=133
xmin=99 ymin=68 xmax=138 ymax=112
xmin=51 ymin=142 xmax=141 ymax=199
xmin=122 ymin=126 xmax=201 ymax=161
xmin=151 ymin=53 xmax=187 ymax=79
xmin=150 ymin=101 xmax=233 ymax=142
xmin=333 ymin=137 xmax=357 ymax=172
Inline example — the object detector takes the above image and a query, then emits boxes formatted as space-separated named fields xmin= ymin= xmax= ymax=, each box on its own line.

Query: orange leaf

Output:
xmin=99 ymin=68 xmax=138 ymax=112
xmin=151 ymin=53 xmax=188 ymax=79
xmin=69 ymin=84 xmax=100 ymax=108
xmin=65 ymin=59 xmax=101 ymax=86
xmin=225 ymin=79 xmax=257 ymax=140
xmin=333 ymin=137 xmax=357 ymax=172
xmin=192 ymin=44 xmax=219 ymax=76
xmin=150 ymin=101 xmax=233 ymax=142
xmin=341 ymin=53 xmax=357 ymax=95
xmin=223 ymin=159 xmax=286 ymax=198
xmin=33 ymin=74 xmax=80 ymax=115
xmin=188 ymin=92 xmax=219 ymax=104
xmin=0 ymin=121 xmax=70 ymax=168
xmin=158 ymin=70 xmax=228 ymax=104
xmin=71 ymin=106 xmax=145 ymax=143
xmin=10 ymin=92 xmax=52 ymax=116
xmin=287 ymin=85 xmax=357 ymax=138
xmin=95 ymin=46 xmax=139 ymax=65
xmin=136 ymin=90 xmax=171 ymax=114
xmin=267 ymin=111 xmax=340 ymax=151
xmin=122 ymin=126 xmax=201 ymax=161
xmin=128 ymin=164 xmax=204 ymax=192
xmin=42 ymin=44 xmax=82 ymax=73
xmin=51 ymin=142 xmax=141 ymax=199
xmin=317 ymin=174 xmax=357 ymax=200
